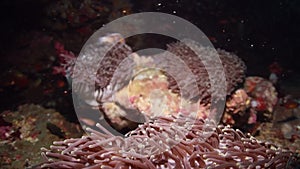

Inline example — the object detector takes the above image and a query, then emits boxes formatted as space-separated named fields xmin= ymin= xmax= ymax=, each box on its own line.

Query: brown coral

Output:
xmin=165 ymin=42 xmax=246 ymax=103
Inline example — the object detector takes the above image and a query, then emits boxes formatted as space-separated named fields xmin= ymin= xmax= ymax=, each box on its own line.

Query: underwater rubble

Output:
xmin=0 ymin=104 xmax=83 ymax=169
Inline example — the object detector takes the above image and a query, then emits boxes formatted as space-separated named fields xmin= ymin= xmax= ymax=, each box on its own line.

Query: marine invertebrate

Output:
xmin=244 ymin=76 xmax=278 ymax=113
xmin=222 ymin=76 xmax=278 ymax=129
xmin=268 ymin=62 xmax=283 ymax=84
xmin=225 ymin=89 xmax=250 ymax=115
xmin=166 ymin=42 xmax=246 ymax=103
xmin=53 ymin=41 xmax=77 ymax=76
xmin=40 ymin=114 xmax=294 ymax=168
xmin=222 ymin=89 xmax=251 ymax=125
xmin=56 ymin=33 xmax=246 ymax=130
xmin=42 ymin=33 xmax=297 ymax=168
xmin=96 ymin=39 xmax=247 ymax=128
xmin=0 ymin=125 xmax=12 ymax=140
xmin=60 ymin=33 xmax=246 ymax=106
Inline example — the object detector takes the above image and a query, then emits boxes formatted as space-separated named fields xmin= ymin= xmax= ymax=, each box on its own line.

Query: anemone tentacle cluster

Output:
xmin=41 ymin=115 xmax=292 ymax=169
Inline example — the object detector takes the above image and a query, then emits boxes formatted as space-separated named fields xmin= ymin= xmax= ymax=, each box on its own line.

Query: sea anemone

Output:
xmin=40 ymin=114 xmax=293 ymax=169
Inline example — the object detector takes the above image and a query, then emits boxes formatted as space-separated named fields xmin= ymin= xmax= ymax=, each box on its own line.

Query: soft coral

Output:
xmin=52 ymin=41 xmax=76 ymax=76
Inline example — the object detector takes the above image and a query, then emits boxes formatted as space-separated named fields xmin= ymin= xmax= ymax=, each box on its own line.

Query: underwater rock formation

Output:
xmin=0 ymin=104 xmax=83 ymax=169
xmin=244 ymin=76 xmax=278 ymax=113
xmin=222 ymin=76 xmax=279 ymax=131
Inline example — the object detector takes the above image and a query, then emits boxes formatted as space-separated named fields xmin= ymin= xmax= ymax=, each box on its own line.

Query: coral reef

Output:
xmin=223 ymin=89 xmax=251 ymax=124
xmin=2 ymin=1 xmax=299 ymax=168
xmin=0 ymin=104 xmax=83 ymax=169
xmin=40 ymin=114 xmax=296 ymax=168
xmin=254 ymin=104 xmax=300 ymax=154
xmin=222 ymin=76 xmax=279 ymax=132
xmin=41 ymin=33 xmax=300 ymax=169
xmin=61 ymin=33 xmax=247 ymax=131
xmin=61 ymin=34 xmax=246 ymax=106
xmin=245 ymin=76 xmax=278 ymax=113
